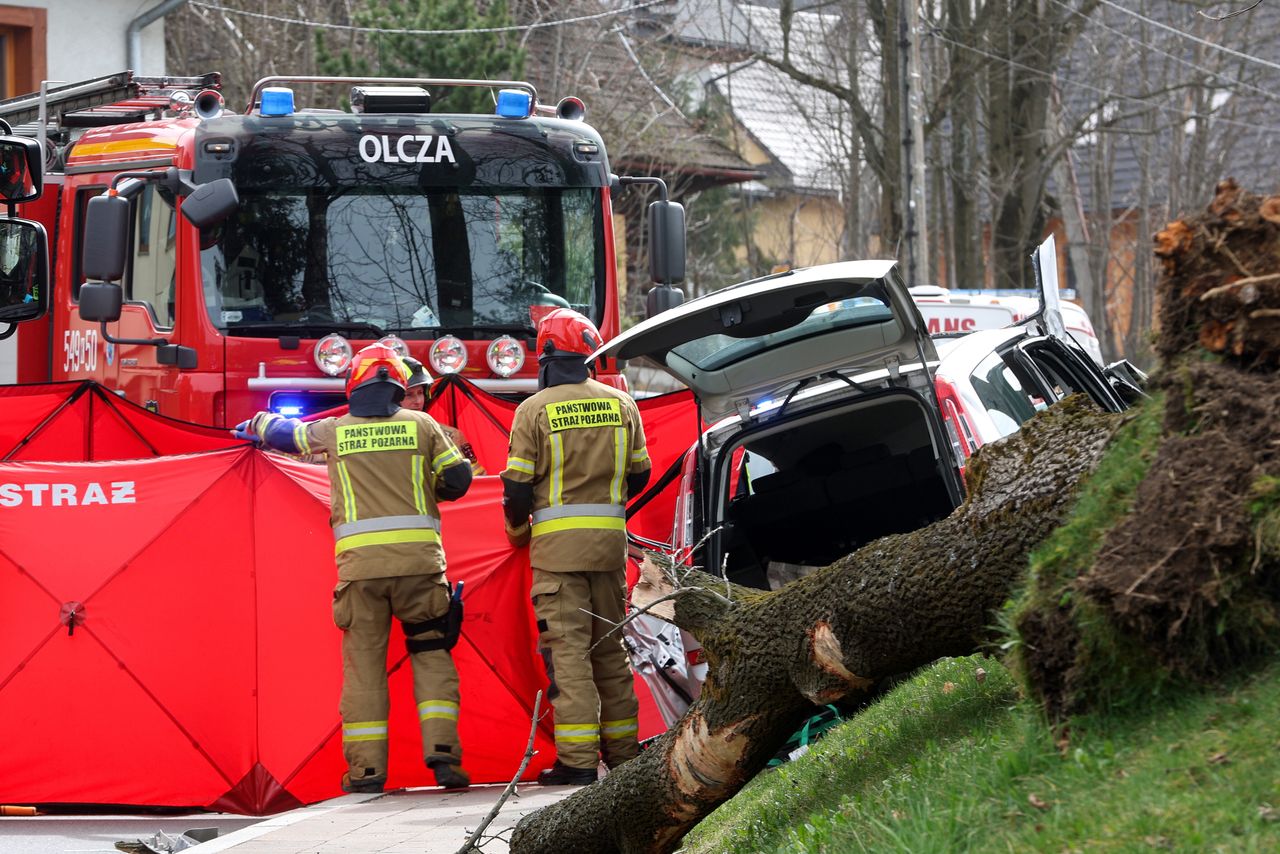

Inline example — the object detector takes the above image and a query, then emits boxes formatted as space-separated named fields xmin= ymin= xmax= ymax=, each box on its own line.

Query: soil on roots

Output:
xmin=1078 ymin=176 xmax=1280 ymax=683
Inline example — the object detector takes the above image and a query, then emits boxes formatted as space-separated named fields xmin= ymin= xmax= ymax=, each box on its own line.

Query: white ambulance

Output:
xmin=910 ymin=285 xmax=1105 ymax=366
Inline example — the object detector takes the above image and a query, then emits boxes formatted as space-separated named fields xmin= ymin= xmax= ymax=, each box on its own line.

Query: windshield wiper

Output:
xmin=226 ymin=320 xmax=387 ymax=338
xmin=385 ymin=323 xmax=536 ymax=338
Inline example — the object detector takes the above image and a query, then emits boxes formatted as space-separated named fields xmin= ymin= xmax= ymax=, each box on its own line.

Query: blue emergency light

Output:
xmin=260 ymin=86 xmax=296 ymax=117
xmin=269 ymin=390 xmax=347 ymax=418
xmin=495 ymin=89 xmax=531 ymax=118
xmin=270 ymin=394 xmax=309 ymax=417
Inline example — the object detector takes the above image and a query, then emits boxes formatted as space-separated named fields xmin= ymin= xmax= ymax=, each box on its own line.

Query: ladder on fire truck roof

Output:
xmin=0 ymin=71 xmax=220 ymax=166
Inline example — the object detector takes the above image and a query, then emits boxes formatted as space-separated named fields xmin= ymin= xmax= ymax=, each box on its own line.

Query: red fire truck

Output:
xmin=0 ymin=71 xmax=685 ymax=426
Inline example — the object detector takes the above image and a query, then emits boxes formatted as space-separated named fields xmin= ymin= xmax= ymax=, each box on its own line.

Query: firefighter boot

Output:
xmin=428 ymin=759 xmax=470 ymax=790
xmin=341 ymin=770 xmax=387 ymax=794
xmin=536 ymin=760 xmax=598 ymax=786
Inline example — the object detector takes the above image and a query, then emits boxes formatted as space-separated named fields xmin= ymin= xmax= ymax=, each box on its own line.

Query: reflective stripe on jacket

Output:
xmin=304 ymin=410 xmax=468 ymax=581
xmin=501 ymin=379 xmax=650 ymax=572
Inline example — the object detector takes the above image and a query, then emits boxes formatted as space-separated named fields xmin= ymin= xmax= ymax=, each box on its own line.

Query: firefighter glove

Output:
xmin=233 ymin=412 xmax=279 ymax=445
xmin=232 ymin=418 xmax=260 ymax=443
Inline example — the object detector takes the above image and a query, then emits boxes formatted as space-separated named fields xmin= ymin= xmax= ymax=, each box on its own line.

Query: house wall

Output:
xmin=1097 ymin=213 xmax=1146 ymax=358
xmin=726 ymin=120 xmax=844 ymax=270
xmin=2 ymin=1 xmax=167 ymax=85
xmin=750 ymin=194 xmax=844 ymax=269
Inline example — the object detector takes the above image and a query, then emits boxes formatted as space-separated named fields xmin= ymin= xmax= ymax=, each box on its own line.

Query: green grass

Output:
xmin=681 ymin=655 xmax=1280 ymax=853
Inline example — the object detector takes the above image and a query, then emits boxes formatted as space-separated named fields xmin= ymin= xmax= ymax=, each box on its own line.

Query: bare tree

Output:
xmin=1047 ymin=0 xmax=1280 ymax=364
xmin=167 ymin=0 xmax=359 ymax=108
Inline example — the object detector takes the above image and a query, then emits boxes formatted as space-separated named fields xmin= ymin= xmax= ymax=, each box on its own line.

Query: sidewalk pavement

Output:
xmin=196 ymin=783 xmax=578 ymax=854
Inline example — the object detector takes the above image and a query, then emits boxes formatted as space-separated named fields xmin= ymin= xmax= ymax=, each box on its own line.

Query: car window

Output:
xmin=733 ymin=449 xmax=778 ymax=496
xmin=969 ymin=350 xmax=1038 ymax=438
xmin=670 ymin=286 xmax=896 ymax=372
xmin=1026 ymin=343 xmax=1089 ymax=400
xmin=129 ymin=184 xmax=178 ymax=328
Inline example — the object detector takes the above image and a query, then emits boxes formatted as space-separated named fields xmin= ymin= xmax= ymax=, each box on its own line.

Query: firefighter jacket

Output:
xmin=501 ymin=379 xmax=650 ymax=572
xmin=254 ymin=409 xmax=471 ymax=581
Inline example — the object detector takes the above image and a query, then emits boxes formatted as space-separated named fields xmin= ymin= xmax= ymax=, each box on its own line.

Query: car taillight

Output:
xmin=673 ymin=443 xmax=699 ymax=554
xmin=935 ymin=376 xmax=979 ymax=461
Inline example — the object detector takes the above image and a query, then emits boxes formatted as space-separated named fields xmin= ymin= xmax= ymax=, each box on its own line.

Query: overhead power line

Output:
xmin=187 ymin=0 xmax=668 ymax=36
xmin=1046 ymin=0 xmax=1280 ymax=104
xmin=926 ymin=28 xmax=1280 ymax=134
xmin=1097 ymin=0 xmax=1280 ymax=76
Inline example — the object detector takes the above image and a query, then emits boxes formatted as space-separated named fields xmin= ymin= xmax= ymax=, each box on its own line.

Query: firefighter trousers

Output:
xmin=531 ymin=567 xmax=640 ymax=770
xmin=332 ymin=574 xmax=463 ymax=784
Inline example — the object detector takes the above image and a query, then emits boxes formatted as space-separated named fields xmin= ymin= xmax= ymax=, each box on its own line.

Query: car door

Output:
xmin=1015 ymin=336 xmax=1126 ymax=413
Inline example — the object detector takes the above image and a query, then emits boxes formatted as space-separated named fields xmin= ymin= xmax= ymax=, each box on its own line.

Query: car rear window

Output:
xmin=670 ymin=289 xmax=895 ymax=372
xmin=969 ymin=350 xmax=1038 ymax=437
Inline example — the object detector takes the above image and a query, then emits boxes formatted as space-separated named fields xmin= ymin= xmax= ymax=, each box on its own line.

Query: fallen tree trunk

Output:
xmin=511 ymin=396 xmax=1120 ymax=854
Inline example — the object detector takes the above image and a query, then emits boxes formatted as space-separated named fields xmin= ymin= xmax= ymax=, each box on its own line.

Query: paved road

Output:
xmin=201 ymin=785 xmax=575 ymax=854
xmin=0 ymin=813 xmax=260 ymax=854
xmin=0 ymin=784 xmax=576 ymax=854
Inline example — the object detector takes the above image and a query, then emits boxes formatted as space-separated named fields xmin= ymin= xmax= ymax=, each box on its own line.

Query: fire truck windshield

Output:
xmin=200 ymin=185 xmax=602 ymax=338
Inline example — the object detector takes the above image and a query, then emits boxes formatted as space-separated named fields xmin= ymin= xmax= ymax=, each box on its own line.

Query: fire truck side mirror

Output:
xmin=180 ymin=178 xmax=239 ymax=229
xmin=78 ymin=282 xmax=123 ymax=323
xmin=82 ymin=194 xmax=131 ymax=282
xmin=0 ymin=218 xmax=49 ymax=324
xmin=645 ymin=285 xmax=684 ymax=319
xmin=647 ymin=199 xmax=686 ymax=288
xmin=0 ymin=136 xmax=43 ymax=204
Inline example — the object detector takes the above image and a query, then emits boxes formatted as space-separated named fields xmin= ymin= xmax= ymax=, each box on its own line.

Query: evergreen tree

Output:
xmin=317 ymin=0 xmax=525 ymax=115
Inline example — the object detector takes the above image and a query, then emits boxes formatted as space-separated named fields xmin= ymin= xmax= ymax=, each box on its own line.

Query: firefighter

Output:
xmin=233 ymin=343 xmax=473 ymax=793
xmin=401 ymin=356 xmax=486 ymax=476
xmin=500 ymin=308 xmax=651 ymax=786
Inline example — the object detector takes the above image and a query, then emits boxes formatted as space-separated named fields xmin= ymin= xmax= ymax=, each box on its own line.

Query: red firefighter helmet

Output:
xmin=536 ymin=308 xmax=602 ymax=359
xmin=346 ymin=343 xmax=412 ymax=398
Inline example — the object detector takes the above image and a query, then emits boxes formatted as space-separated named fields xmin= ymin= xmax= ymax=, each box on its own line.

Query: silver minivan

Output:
xmin=598 ymin=240 xmax=1133 ymax=593
xmin=597 ymin=260 xmax=966 ymax=589
xmin=600 ymin=243 xmax=1134 ymax=727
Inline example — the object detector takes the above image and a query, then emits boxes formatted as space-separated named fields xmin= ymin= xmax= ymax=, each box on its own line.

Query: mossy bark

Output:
xmin=510 ymin=397 xmax=1119 ymax=854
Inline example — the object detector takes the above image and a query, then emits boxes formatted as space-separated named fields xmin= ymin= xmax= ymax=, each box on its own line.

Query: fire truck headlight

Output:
xmin=485 ymin=336 xmax=525 ymax=377
xmin=429 ymin=336 xmax=468 ymax=374
xmin=378 ymin=335 xmax=409 ymax=358
xmin=314 ymin=334 xmax=353 ymax=376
